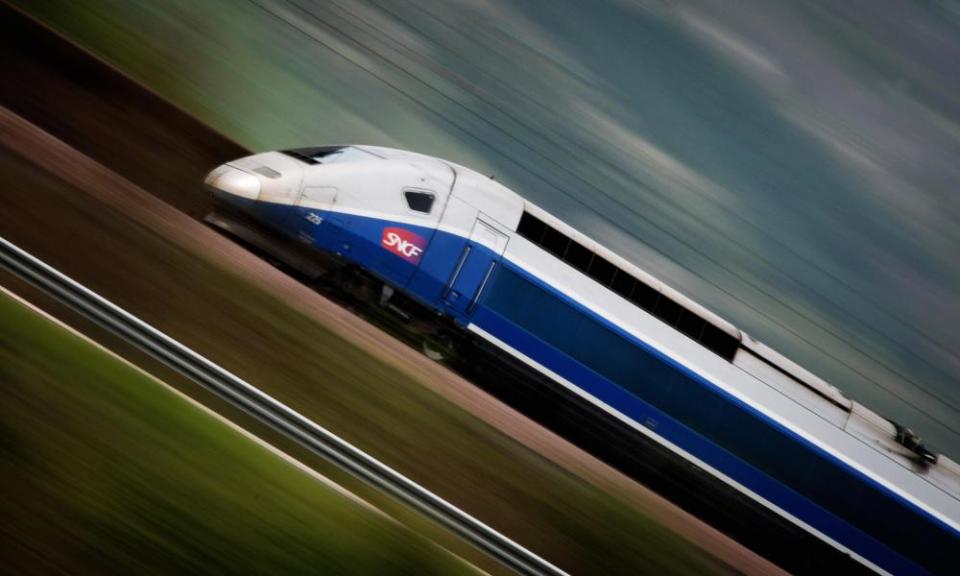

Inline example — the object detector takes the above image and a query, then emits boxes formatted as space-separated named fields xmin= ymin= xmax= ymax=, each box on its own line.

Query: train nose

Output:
xmin=204 ymin=165 xmax=261 ymax=201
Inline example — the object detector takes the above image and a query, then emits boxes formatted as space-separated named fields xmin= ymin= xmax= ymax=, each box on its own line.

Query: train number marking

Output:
xmin=305 ymin=212 xmax=323 ymax=225
xmin=381 ymin=227 xmax=426 ymax=264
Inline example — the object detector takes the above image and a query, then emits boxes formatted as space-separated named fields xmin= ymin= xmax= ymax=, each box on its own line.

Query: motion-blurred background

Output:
xmin=3 ymin=2 xmax=959 ymax=574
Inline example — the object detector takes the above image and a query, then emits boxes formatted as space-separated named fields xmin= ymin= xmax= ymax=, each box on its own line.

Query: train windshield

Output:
xmin=281 ymin=146 xmax=379 ymax=165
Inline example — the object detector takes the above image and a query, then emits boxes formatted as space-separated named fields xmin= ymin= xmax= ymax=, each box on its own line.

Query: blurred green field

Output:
xmin=0 ymin=292 xmax=476 ymax=575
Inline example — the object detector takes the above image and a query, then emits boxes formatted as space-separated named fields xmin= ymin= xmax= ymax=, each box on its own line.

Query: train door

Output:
xmin=443 ymin=216 xmax=508 ymax=316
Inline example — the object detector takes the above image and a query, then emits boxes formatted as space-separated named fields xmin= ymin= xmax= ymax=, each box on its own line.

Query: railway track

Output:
xmin=0 ymin=235 xmax=567 ymax=576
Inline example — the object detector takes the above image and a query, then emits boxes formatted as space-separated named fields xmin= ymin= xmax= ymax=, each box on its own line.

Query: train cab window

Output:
xmin=281 ymin=146 xmax=339 ymax=164
xmin=404 ymin=190 xmax=435 ymax=213
xmin=282 ymin=146 xmax=379 ymax=165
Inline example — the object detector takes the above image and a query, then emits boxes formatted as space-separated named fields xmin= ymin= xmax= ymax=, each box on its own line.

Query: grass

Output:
xmin=0 ymin=292 xmax=476 ymax=575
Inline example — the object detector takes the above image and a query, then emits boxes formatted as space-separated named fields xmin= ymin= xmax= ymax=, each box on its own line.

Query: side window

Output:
xmin=403 ymin=190 xmax=435 ymax=214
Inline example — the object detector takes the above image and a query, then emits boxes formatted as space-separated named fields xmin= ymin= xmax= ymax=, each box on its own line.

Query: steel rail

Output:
xmin=0 ymin=235 xmax=568 ymax=576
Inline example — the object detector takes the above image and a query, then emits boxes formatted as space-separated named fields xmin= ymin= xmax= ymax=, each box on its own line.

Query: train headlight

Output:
xmin=205 ymin=166 xmax=261 ymax=201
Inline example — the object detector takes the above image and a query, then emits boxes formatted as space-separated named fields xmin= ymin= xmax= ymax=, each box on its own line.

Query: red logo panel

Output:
xmin=381 ymin=227 xmax=427 ymax=264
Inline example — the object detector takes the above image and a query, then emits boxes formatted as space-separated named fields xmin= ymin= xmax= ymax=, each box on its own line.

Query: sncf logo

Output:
xmin=381 ymin=227 xmax=427 ymax=264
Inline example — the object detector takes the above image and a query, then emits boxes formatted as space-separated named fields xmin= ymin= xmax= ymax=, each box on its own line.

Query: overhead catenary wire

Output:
xmin=246 ymin=0 xmax=960 ymax=439
xmin=0 ymin=235 xmax=569 ymax=576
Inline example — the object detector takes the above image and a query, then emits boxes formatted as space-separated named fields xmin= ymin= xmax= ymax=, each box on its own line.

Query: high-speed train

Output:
xmin=204 ymin=145 xmax=960 ymax=575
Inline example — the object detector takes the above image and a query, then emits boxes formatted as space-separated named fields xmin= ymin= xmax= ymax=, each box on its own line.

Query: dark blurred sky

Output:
xmin=22 ymin=0 xmax=960 ymax=455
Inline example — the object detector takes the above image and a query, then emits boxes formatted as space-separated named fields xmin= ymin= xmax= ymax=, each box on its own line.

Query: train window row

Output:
xmin=516 ymin=211 xmax=739 ymax=360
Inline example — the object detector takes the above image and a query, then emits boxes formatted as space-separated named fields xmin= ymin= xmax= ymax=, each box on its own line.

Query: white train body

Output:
xmin=205 ymin=145 xmax=960 ymax=575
